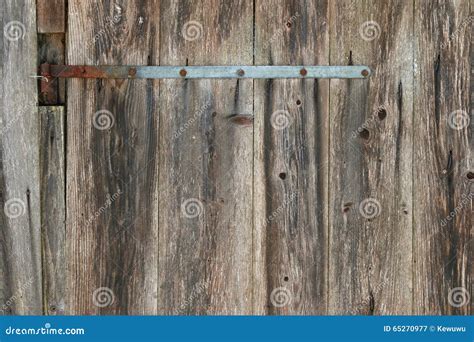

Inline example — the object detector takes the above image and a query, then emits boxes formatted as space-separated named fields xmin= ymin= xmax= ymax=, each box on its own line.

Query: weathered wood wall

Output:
xmin=0 ymin=0 xmax=472 ymax=315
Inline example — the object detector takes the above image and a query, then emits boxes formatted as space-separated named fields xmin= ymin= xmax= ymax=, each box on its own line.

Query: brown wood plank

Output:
xmin=66 ymin=0 xmax=160 ymax=314
xmin=328 ymin=0 xmax=413 ymax=314
xmin=413 ymin=0 xmax=472 ymax=314
xmin=0 ymin=0 xmax=42 ymax=314
xmin=40 ymin=106 xmax=65 ymax=315
xmin=254 ymin=0 xmax=329 ymax=314
xmin=158 ymin=0 xmax=254 ymax=314
xmin=38 ymin=33 xmax=66 ymax=105
xmin=37 ymin=0 xmax=65 ymax=33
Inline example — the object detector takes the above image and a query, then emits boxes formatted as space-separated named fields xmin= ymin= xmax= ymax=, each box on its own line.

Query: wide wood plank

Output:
xmin=254 ymin=0 xmax=329 ymax=314
xmin=0 ymin=0 xmax=42 ymax=314
xmin=40 ymin=106 xmax=65 ymax=315
xmin=413 ymin=0 xmax=472 ymax=314
xmin=328 ymin=0 xmax=413 ymax=314
xmin=66 ymin=0 xmax=160 ymax=314
xmin=158 ymin=0 xmax=254 ymax=314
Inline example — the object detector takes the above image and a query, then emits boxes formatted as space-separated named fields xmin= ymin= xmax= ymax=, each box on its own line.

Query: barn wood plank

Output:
xmin=413 ymin=0 xmax=472 ymax=314
xmin=0 ymin=0 xmax=42 ymax=315
xmin=66 ymin=0 xmax=160 ymax=314
xmin=254 ymin=0 xmax=330 ymax=314
xmin=328 ymin=0 xmax=413 ymax=314
xmin=40 ymin=106 xmax=65 ymax=315
xmin=37 ymin=0 xmax=65 ymax=33
xmin=158 ymin=0 xmax=254 ymax=314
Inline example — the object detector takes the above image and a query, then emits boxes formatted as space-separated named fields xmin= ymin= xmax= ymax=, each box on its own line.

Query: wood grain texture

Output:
xmin=0 ymin=0 xmax=42 ymax=315
xmin=254 ymin=0 xmax=329 ymax=314
xmin=413 ymin=0 xmax=472 ymax=314
xmin=328 ymin=0 xmax=413 ymax=314
xmin=38 ymin=34 xmax=66 ymax=105
xmin=40 ymin=106 xmax=65 ymax=315
xmin=66 ymin=0 xmax=160 ymax=314
xmin=37 ymin=0 xmax=65 ymax=33
xmin=158 ymin=0 xmax=254 ymax=314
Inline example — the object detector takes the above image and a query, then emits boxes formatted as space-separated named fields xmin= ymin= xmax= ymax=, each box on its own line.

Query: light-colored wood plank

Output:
xmin=0 ymin=0 xmax=42 ymax=315
xmin=66 ymin=0 xmax=160 ymax=314
xmin=40 ymin=106 xmax=65 ymax=315
xmin=254 ymin=0 xmax=329 ymax=314
xmin=328 ymin=0 xmax=413 ymax=314
xmin=37 ymin=0 xmax=65 ymax=33
xmin=413 ymin=0 xmax=472 ymax=314
xmin=158 ymin=0 xmax=254 ymax=314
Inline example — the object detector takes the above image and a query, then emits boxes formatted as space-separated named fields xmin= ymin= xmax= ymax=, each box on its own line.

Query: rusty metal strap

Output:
xmin=40 ymin=63 xmax=371 ymax=79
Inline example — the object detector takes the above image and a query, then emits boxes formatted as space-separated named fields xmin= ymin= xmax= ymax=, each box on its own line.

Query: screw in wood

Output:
xmin=236 ymin=69 xmax=245 ymax=77
xmin=299 ymin=68 xmax=307 ymax=76
xmin=179 ymin=68 xmax=187 ymax=77
xmin=361 ymin=69 xmax=369 ymax=77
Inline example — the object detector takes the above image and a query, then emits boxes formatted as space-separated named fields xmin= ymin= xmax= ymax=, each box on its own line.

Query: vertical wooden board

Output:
xmin=0 ymin=0 xmax=42 ymax=314
xmin=38 ymin=34 xmax=66 ymax=105
xmin=158 ymin=0 xmax=254 ymax=314
xmin=254 ymin=0 xmax=329 ymax=314
xmin=413 ymin=0 xmax=472 ymax=314
xmin=40 ymin=107 xmax=65 ymax=315
xmin=66 ymin=0 xmax=160 ymax=314
xmin=328 ymin=0 xmax=413 ymax=314
xmin=37 ymin=0 xmax=65 ymax=33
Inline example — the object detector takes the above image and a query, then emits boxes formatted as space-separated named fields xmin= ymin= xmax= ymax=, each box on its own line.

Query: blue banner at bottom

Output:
xmin=0 ymin=316 xmax=472 ymax=342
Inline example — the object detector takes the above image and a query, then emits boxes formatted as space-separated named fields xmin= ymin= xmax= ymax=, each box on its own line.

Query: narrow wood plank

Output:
xmin=38 ymin=34 xmax=66 ymax=105
xmin=254 ymin=0 xmax=329 ymax=314
xmin=158 ymin=0 xmax=254 ymax=314
xmin=413 ymin=0 xmax=472 ymax=314
xmin=0 ymin=0 xmax=42 ymax=314
xmin=40 ymin=106 xmax=65 ymax=315
xmin=66 ymin=0 xmax=160 ymax=314
xmin=328 ymin=0 xmax=413 ymax=314
xmin=37 ymin=0 xmax=65 ymax=33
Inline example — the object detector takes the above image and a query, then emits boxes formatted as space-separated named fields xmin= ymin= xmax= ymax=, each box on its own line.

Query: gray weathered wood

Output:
xmin=66 ymin=0 xmax=159 ymax=314
xmin=158 ymin=0 xmax=254 ymax=314
xmin=254 ymin=0 xmax=329 ymax=314
xmin=413 ymin=0 xmax=472 ymax=314
xmin=37 ymin=0 xmax=65 ymax=33
xmin=0 ymin=0 xmax=42 ymax=315
xmin=40 ymin=106 xmax=65 ymax=315
xmin=328 ymin=0 xmax=413 ymax=314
